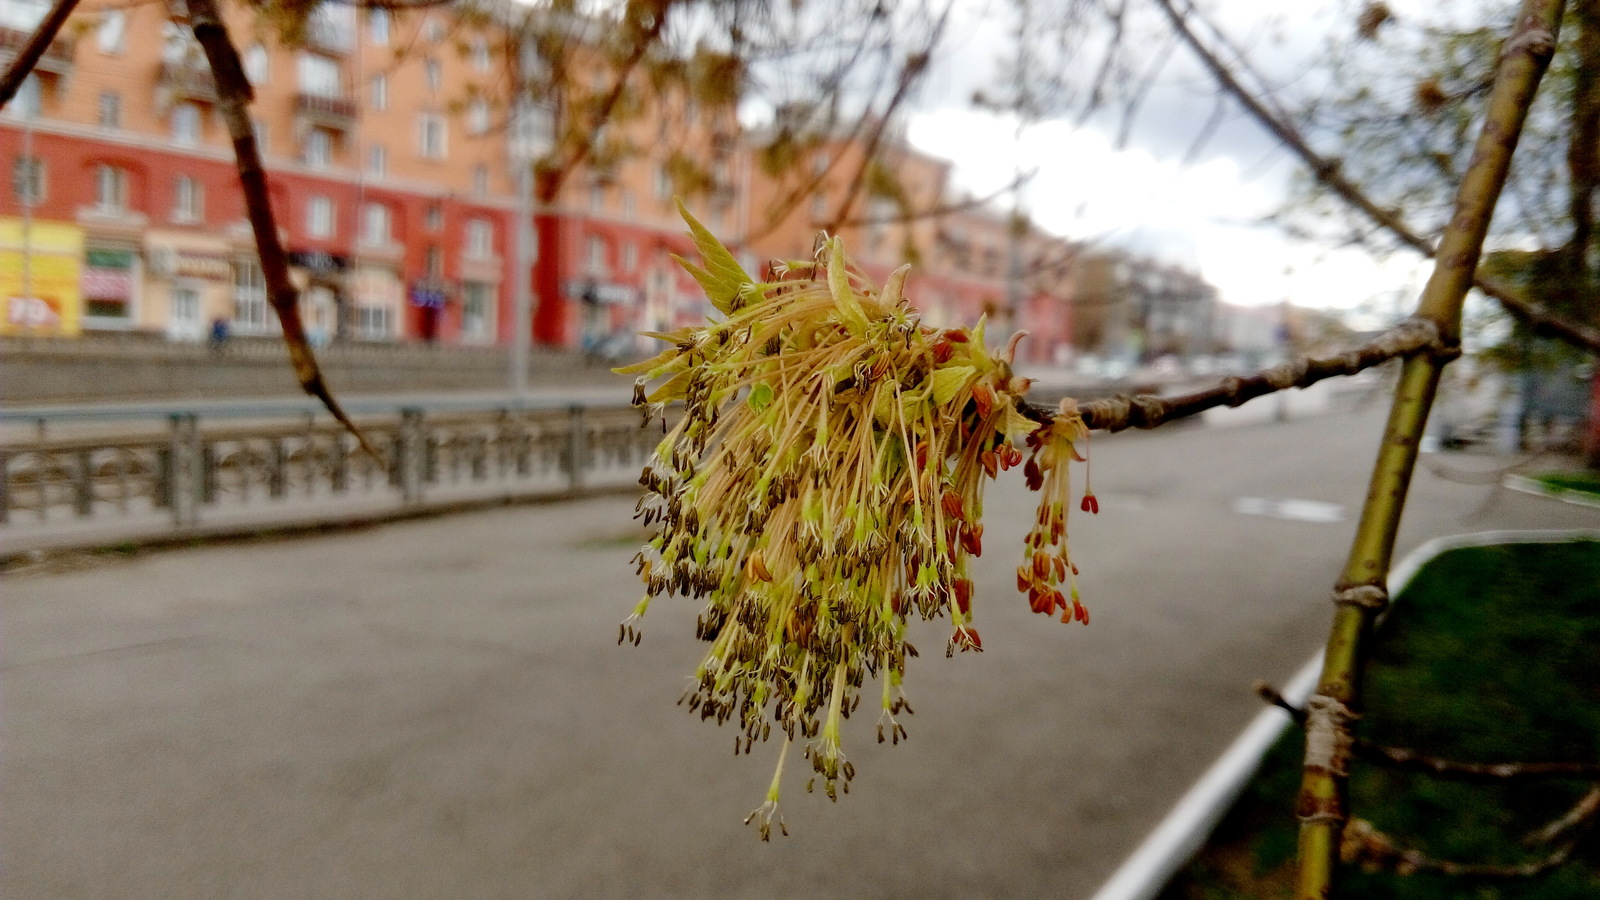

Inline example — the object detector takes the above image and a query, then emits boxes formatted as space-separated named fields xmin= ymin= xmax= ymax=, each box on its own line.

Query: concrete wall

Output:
xmin=1 ymin=334 xmax=617 ymax=404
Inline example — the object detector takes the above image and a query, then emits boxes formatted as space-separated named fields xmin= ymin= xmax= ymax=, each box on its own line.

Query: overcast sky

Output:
xmin=900 ymin=0 xmax=1434 ymax=316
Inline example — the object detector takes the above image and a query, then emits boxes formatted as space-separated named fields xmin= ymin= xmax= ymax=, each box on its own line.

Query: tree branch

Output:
xmin=1153 ymin=0 xmax=1600 ymax=356
xmin=1340 ymin=792 xmax=1598 ymax=877
xmin=1255 ymin=682 xmax=1600 ymax=782
xmin=1025 ymin=318 xmax=1452 ymax=434
xmin=186 ymin=0 xmax=375 ymax=457
xmin=0 ymin=0 xmax=78 ymax=111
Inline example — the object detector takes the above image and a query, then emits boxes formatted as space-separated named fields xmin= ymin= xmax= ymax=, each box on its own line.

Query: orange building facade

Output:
xmin=1 ymin=0 xmax=1092 ymax=357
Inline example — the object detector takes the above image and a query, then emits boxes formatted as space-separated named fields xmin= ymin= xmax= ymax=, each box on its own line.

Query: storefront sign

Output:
xmin=288 ymin=250 xmax=349 ymax=275
xmin=409 ymin=278 xmax=450 ymax=309
xmin=175 ymin=252 xmax=231 ymax=281
xmin=0 ymin=219 xmax=83 ymax=336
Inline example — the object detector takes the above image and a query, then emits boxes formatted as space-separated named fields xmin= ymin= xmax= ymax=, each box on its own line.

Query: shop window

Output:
xmin=12 ymin=156 xmax=45 ymax=205
xmin=233 ymin=258 xmax=270 ymax=333
xmin=94 ymin=164 xmax=129 ymax=213
xmin=307 ymin=195 xmax=335 ymax=238
xmin=465 ymin=218 xmax=493 ymax=258
xmin=173 ymin=174 xmax=203 ymax=223
xmin=355 ymin=305 xmax=394 ymax=338
xmin=171 ymin=285 xmax=201 ymax=328
xmin=462 ymin=281 xmax=493 ymax=341
xmin=82 ymin=248 xmax=136 ymax=321
xmin=98 ymin=92 xmax=121 ymax=129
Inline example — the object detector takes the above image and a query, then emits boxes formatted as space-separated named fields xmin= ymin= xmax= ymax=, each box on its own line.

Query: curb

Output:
xmin=1503 ymin=474 xmax=1600 ymax=511
xmin=1085 ymin=527 xmax=1600 ymax=900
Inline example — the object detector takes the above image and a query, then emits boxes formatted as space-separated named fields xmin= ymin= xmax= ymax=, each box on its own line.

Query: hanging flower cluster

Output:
xmin=619 ymin=205 xmax=1095 ymax=839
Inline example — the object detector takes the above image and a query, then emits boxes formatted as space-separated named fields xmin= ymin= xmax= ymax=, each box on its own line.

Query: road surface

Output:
xmin=4 ymin=403 xmax=1596 ymax=899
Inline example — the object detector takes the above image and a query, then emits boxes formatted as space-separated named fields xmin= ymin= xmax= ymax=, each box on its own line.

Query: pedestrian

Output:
xmin=209 ymin=317 xmax=230 ymax=354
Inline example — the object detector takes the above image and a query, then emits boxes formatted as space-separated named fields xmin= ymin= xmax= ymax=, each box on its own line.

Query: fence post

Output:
xmin=73 ymin=449 xmax=94 ymax=517
xmin=0 ymin=448 xmax=9 ymax=525
xmin=563 ymin=405 xmax=586 ymax=490
xmin=398 ymin=407 xmax=426 ymax=504
xmin=167 ymin=413 xmax=201 ymax=528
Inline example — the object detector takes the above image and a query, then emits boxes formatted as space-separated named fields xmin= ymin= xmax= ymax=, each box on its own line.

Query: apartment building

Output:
xmin=1 ymin=0 xmax=524 ymax=344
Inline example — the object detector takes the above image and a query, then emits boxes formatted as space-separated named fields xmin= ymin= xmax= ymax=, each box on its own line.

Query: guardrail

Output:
xmin=0 ymin=403 xmax=659 ymax=541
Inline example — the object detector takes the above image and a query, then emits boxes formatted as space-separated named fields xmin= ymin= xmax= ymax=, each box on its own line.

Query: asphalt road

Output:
xmin=4 ymin=403 xmax=1596 ymax=900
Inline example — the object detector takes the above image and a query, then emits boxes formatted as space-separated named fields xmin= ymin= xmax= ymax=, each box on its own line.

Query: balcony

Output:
xmin=296 ymin=92 xmax=357 ymax=131
xmin=0 ymin=25 xmax=75 ymax=76
xmin=158 ymin=62 xmax=218 ymax=105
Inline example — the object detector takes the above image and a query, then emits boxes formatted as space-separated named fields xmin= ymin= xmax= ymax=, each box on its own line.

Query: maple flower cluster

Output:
xmin=620 ymin=205 xmax=1095 ymax=839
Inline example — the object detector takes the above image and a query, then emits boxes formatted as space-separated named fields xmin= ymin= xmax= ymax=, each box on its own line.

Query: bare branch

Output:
xmin=1153 ymin=0 xmax=1600 ymax=356
xmin=1030 ymin=318 xmax=1453 ymax=434
xmin=1341 ymin=797 xmax=1598 ymax=877
xmin=186 ymin=0 xmax=375 ymax=457
xmin=0 ymin=0 xmax=79 ymax=111
xmin=1255 ymin=682 xmax=1600 ymax=782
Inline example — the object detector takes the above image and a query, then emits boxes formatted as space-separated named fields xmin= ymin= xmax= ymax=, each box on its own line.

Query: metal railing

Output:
xmin=0 ymin=402 xmax=659 ymax=538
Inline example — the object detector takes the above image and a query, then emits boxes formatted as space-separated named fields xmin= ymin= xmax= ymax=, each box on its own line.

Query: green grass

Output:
xmin=1532 ymin=472 xmax=1600 ymax=499
xmin=1158 ymin=540 xmax=1600 ymax=900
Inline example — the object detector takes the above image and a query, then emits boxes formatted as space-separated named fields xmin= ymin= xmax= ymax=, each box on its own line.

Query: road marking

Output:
xmin=1232 ymin=497 xmax=1345 ymax=523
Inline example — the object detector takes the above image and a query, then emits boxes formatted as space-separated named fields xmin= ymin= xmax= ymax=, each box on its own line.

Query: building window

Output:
xmin=462 ymin=281 xmax=493 ymax=341
xmin=303 ymin=128 xmax=333 ymax=168
xmin=252 ymin=119 xmax=269 ymax=156
xmin=368 ymin=9 xmax=390 ymax=46
xmin=244 ymin=43 xmax=269 ymax=84
xmin=472 ymin=164 xmax=489 ymax=197
xmin=621 ymin=190 xmax=635 ymax=219
xmin=653 ymin=165 xmax=670 ymax=201
xmin=423 ymin=16 xmax=443 ymax=43
xmin=366 ymin=144 xmax=387 ymax=177
xmin=360 ymin=202 xmax=391 ymax=246
xmin=95 ymin=164 xmax=128 ymax=212
xmin=425 ymin=203 xmax=443 ymax=232
xmin=233 ymin=258 xmax=270 ymax=333
xmin=470 ymin=37 xmax=491 ymax=72
xmin=424 ymin=58 xmax=442 ymax=93
xmin=12 ymin=156 xmax=44 ymax=206
xmin=98 ymin=92 xmax=121 ymax=129
xmin=171 ymin=102 xmax=202 ymax=145
xmin=465 ymin=218 xmax=493 ymax=258
xmin=173 ymin=174 xmax=203 ymax=223
xmin=418 ymin=114 xmax=447 ymax=159
xmin=810 ymin=193 xmax=827 ymax=221
xmin=424 ymin=245 xmax=442 ymax=277
xmin=585 ymin=235 xmax=607 ymax=275
xmin=97 ymin=10 xmax=126 ymax=54
xmin=297 ymin=53 xmax=342 ymax=98
xmin=622 ymin=242 xmax=637 ymax=272
xmin=5 ymin=74 xmax=42 ymax=119
xmin=82 ymin=247 xmax=135 ymax=320
xmin=307 ymin=195 xmax=335 ymax=238
xmin=589 ymin=183 xmax=605 ymax=213
xmin=355 ymin=305 xmax=394 ymax=339
xmin=468 ymin=98 xmax=491 ymax=135
xmin=371 ymin=73 xmax=388 ymax=111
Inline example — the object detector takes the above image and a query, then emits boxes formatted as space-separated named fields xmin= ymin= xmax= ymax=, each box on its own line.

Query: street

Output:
xmin=4 ymin=403 xmax=1596 ymax=899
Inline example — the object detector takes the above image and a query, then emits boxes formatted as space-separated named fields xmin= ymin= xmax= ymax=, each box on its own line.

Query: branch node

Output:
xmin=1333 ymin=584 xmax=1390 ymax=611
xmin=1304 ymin=692 xmax=1357 ymax=777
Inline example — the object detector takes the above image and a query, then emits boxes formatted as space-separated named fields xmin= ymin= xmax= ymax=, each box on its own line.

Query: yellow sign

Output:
xmin=0 ymin=219 xmax=83 ymax=336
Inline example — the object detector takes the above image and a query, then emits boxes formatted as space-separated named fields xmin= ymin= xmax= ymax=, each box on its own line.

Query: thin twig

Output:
xmin=1341 ymin=799 xmax=1597 ymax=877
xmin=1024 ymin=318 xmax=1451 ymax=433
xmin=1152 ymin=0 xmax=1600 ymax=357
xmin=1255 ymin=682 xmax=1600 ymax=782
